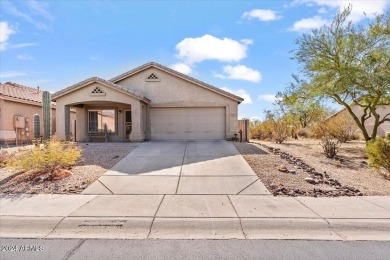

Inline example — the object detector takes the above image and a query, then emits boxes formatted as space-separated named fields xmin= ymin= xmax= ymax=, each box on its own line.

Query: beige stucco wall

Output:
xmin=53 ymin=82 xmax=145 ymax=142
xmin=0 ymin=98 xmax=75 ymax=144
xmin=352 ymin=105 xmax=390 ymax=136
xmin=115 ymin=67 xmax=240 ymax=139
xmin=330 ymin=105 xmax=390 ymax=137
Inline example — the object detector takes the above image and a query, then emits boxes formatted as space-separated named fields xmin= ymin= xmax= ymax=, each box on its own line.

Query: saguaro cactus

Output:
xmin=42 ymin=91 xmax=51 ymax=140
xmin=33 ymin=114 xmax=40 ymax=139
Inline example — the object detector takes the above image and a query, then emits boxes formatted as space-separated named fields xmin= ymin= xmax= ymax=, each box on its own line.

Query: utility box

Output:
xmin=14 ymin=116 xmax=25 ymax=128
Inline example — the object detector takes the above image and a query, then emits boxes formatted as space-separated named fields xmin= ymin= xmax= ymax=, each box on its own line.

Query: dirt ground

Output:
xmin=233 ymin=140 xmax=390 ymax=196
xmin=0 ymin=143 xmax=138 ymax=194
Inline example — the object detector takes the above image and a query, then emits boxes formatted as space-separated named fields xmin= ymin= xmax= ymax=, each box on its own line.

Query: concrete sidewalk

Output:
xmin=1 ymin=194 xmax=389 ymax=240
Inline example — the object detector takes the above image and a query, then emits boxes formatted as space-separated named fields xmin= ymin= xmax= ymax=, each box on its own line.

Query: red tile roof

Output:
xmin=0 ymin=82 xmax=43 ymax=103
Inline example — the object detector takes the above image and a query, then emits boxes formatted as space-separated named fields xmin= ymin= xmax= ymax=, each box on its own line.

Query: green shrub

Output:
xmin=11 ymin=140 xmax=81 ymax=173
xmin=366 ymin=136 xmax=390 ymax=178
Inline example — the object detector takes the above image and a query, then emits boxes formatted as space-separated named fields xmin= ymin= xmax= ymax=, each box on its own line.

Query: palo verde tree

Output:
xmin=277 ymin=75 xmax=333 ymax=128
xmin=290 ymin=6 xmax=390 ymax=141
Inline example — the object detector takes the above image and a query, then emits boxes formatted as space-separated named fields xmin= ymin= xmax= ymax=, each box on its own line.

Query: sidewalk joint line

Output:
xmin=294 ymin=198 xmax=345 ymax=241
xmin=43 ymin=216 xmax=66 ymax=238
xmin=98 ymin=179 xmax=114 ymax=194
xmin=64 ymin=195 xmax=99 ymax=218
xmin=227 ymin=195 xmax=248 ymax=239
xmin=360 ymin=197 xmax=390 ymax=212
xmin=175 ymin=142 xmax=187 ymax=194
xmin=147 ymin=194 xmax=165 ymax=238
xmin=236 ymin=179 xmax=259 ymax=195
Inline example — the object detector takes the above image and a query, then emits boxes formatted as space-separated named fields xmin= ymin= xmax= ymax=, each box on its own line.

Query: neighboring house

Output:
xmin=0 ymin=82 xmax=75 ymax=144
xmin=52 ymin=62 xmax=244 ymax=142
xmin=326 ymin=105 xmax=390 ymax=137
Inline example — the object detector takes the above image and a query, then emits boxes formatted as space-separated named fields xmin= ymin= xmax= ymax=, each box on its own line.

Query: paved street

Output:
xmin=1 ymin=238 xmax=390 ymax=260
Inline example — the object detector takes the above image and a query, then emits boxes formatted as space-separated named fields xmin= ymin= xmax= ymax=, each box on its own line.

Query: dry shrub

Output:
xmin=297 ymin=128 xmax=312 ymax=139
xmin=311 ymin=112 xmax=358 ymax=142
xmin=0 ymin=150 xmax=13 ymax=168
xmin=366 ymin=136 xmax=390 ymax=179
xmin=320 ymin=135 xmax=341 ymax=158
xmin=10 ymin=140 xmax=81 ymax=175
xmin=272 ymin=118 xmax=289 ymax=144
xmin=249 ymin=120 xmax=273 ymax=140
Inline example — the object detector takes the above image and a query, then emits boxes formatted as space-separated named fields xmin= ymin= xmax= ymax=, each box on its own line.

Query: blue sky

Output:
xmin=1 ymin=0 xmax=389 ymax=120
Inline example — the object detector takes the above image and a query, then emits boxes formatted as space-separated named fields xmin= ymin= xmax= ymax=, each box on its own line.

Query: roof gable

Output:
xmin=110 ymin=62 xmax=244 ymax=103
xmin=52 ymin=77 xmax=150 ymax=103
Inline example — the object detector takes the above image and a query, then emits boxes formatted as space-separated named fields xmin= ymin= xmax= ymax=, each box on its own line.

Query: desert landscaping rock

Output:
xmin=0 ymin=143 xmax=138 ymax=194
xmin=234 ymin=141 xmax=381 ymax=197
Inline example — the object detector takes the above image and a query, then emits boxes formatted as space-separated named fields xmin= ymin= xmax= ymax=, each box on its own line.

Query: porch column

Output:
xmin=65 ymin=105 xmax=71 ymax=141
xmin=129 ymin=102 xmax=145 ymax=142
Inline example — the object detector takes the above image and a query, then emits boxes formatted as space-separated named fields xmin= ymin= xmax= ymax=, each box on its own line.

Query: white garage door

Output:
xmin=150 ymin=107 xmax=226 ymax=140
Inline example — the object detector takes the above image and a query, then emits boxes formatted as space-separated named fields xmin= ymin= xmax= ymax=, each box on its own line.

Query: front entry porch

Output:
xmin=51 ymin=78 xmax=149 ymax=142
xmin=61 ymin=101 xmax=145 ymax=142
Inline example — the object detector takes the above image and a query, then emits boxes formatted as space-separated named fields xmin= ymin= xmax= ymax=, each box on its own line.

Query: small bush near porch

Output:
xmin=9 ymin=140 xmax=81 ymax=180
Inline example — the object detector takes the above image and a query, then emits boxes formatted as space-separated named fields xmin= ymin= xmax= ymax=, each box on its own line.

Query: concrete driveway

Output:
xmin=83 ymin=141 xmax=270 ymax=195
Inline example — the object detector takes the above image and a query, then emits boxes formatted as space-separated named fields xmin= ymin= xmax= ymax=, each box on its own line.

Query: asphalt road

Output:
xmin=1 ymin=238 xmax=390 ymax=260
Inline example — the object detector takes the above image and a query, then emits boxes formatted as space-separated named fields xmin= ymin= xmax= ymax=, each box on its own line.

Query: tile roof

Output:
xmin=51 ymin=77 xmax=150 ymax=103
xmin=0 ymin=82 xmax=43 ymax=104
xmin=110 ymin=62 xmax=244 ymax=103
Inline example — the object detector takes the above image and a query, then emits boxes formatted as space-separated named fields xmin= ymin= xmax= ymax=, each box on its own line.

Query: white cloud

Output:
xmin=258 ymin=94 xmax=282 ymax=103
xmin=215 ymin=65 xmax=262 ymax=83
xmin=17 ymin=54 xmax=33 ymax=60
xmin=1 ymin=0 xmax=53 ymax=30
xmin=220 ymin=87 xmax=252 ymax=104
xmin=0 ymin=21 xmax=15 ymax=51
xmin=170 ymin=63 xmax=192 ymax=75
xmin=292 ymin=0 xmax=390 ymax=22
xmin=11 ymin=43 xmax=37 ymax=49
xmin=242 ymin=9 xmax=282 ymax=21
xmin=175 ymin=34 xmax=248 ymax=64
xmin=291 ymin=15 xmax=330 ymax=31
xmin=0 ymin=71 xmax=26 ymax=78
xmin=27 ymin=0 xmax=53 ymax=21
xmin=240 ymin=39 xmax=254 ymax=45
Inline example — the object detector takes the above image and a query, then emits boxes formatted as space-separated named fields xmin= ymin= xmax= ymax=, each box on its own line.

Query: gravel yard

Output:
xmin=233 ymin=140 xmax=390 ymax=197
xmin=0 ymin=143 xmax=138 ymax=194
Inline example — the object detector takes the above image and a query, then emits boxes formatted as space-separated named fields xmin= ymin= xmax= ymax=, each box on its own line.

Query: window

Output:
xmin=88 ymin=109 xmax=116 ymax=133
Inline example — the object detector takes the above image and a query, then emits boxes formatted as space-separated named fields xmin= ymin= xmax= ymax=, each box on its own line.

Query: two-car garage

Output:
xmin=150 ymin=107 xmax=226 ymax=140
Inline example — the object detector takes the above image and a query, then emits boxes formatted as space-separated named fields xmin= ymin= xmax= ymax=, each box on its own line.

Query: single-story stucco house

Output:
xmin=0 ymin=82 xmax=76 ymax=144
xmin=52 ymin=62 xmax=244 ymax=142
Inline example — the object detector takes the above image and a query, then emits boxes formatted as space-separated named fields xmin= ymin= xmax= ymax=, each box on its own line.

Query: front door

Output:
xmin=124 ymin=110 xmax=132 ymax=140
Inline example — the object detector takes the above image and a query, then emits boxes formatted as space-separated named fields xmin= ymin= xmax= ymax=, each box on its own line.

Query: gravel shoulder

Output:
xmin=0 ymin=143 xmax=138 ymax=194
xmin=233 ymin=140 xmax=390 ymax=196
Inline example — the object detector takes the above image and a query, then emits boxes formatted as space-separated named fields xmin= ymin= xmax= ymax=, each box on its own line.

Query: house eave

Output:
xmin=110 ymin=62 xmax=244 ymax=103
xmin=52 ymin=77 xmax=150 ymax=103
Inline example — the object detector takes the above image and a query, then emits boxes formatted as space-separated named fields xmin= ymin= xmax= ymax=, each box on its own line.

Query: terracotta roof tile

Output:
xmin=0 ymin=82 xmax=43 ymax=103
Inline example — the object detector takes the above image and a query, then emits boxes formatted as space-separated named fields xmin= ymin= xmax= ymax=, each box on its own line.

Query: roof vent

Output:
xmin=145 ymin=73 xmax=160 ymax=82
xmin=90 ymin=86 xmax=106 ymax=96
